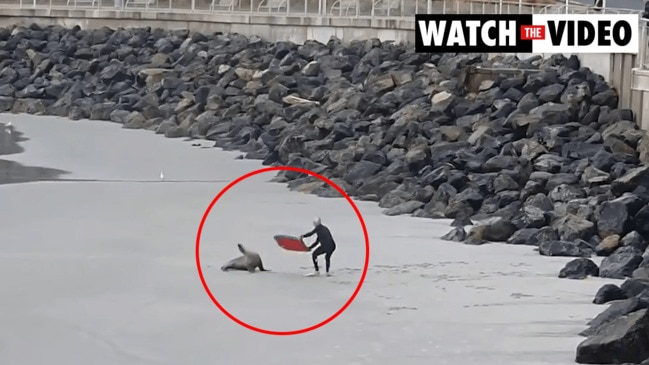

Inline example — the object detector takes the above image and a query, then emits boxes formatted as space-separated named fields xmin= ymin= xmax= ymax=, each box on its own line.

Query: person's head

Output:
xmin=313 ymin=217 xmax=321 ymax=227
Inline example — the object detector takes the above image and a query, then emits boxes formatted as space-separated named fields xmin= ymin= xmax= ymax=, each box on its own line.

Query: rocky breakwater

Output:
xmin=1 ymin=23 xmax=649 ymax=363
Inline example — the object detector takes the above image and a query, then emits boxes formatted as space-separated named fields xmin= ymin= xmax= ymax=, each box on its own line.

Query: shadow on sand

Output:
xmin=0 ymin=122 xmax=69 ymax=185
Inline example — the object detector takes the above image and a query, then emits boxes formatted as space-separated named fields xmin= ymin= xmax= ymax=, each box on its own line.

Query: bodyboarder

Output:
xmin=300 ymin=217 xmax=336 ymax=276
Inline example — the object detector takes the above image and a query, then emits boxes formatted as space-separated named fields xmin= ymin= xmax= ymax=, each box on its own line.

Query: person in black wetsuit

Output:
xmin=300 ymin=217 xmax=336 ymax=276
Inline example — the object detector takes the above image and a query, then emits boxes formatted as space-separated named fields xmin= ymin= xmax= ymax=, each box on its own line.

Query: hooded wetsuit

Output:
xmin=303 ymin=224 xmax=336 ymax=273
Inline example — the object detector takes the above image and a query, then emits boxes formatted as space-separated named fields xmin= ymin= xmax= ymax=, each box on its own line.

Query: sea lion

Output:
xmin=221 ymin=243 xmax=269 ymax=273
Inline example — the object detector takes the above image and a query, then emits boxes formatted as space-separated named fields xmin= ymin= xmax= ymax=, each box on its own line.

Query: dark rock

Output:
xmin=378 ymin=189 xmax=414 ymax=208
xmin=620 ymin=278 xmax=649 ymax=298
xmin=633 ymin=267 xmax=649 ymax=281
xmin=622 ymin=231 xmax=649 ymax=252
xmin=612 ymin=166 xmax=649 ymax=197
xmin=451 ymin=215 xmax=473 ymax=227
xmin=553 ymin=214 xmax=596 ymax=242
xmin=538 ymin=240 xmax=594 ymax=257
xmin=558 ymin=258 xmax=599 ymax=280
xmin=593 ymin=284 xmax=628 ymax=305
xmin=635 ymin=205 xmax=649 ymax=238
xmin=383 ymin=200 xmax=424 ymax=216
xmin=597 ymin=200 xmax=632 ymax=238
xmin=591 ymin=88 xmax=619 ymax=109
xmin=0 ymin=97 xmax=14 ymax=112
xmin=343 ymin=160 xmax=383 ymax=187
xmin=123 ymin=111 xmax=147 ymax=129
xmin=576 ymin=308 xmax=649 ymax=364
xmin=580 ymin=297 xmax=649 ymax=337
xmin=506 ymin=228 xmax=540 ymax=245
xmin=483 ymin=155 xmax=518 ymax=173
xmin=441 ymin=227 xmax=467 ymax=242
xmin=599 ymin=246 xmax=644 ymax=279
xmin=536 ymin=83 xmax=565 ymax=103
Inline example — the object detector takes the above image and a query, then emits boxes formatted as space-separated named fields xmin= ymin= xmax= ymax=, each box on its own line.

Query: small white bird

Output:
xmin=160 ymin=172 xmax=165 ymax=181
xmin=6 ymin=122 xmax=11 ymax=127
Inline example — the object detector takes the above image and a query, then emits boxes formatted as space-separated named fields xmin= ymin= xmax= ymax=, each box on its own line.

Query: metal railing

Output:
xmin=540 ymin=4 xmax=643 ymax=14
xmin=638 ymin=21 xmax=649 ymax=69
xmin=0 ymin=0 xmax=634 ymax=17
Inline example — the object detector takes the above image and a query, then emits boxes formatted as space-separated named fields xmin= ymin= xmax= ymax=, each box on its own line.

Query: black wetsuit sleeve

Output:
xmin=303 ymin=228 xmax=317 ymax=238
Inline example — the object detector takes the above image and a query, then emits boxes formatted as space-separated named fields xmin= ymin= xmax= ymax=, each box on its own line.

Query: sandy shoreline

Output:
xmin=0 ymin=114 xmax=621 ymax=365
xmin=0 ymin=121 xmax=68 ymax=185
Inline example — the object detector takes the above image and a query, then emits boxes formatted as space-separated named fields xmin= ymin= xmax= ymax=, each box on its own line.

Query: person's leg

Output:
xmin=324 ymin=246 xmax=335 ymax=274
xmin=324 ymin=251 xmax=332 ymax=273
xmin=312 ymin=246 xmax=325 ymax=273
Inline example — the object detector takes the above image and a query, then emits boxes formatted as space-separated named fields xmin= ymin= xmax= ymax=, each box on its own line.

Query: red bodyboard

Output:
xmin=274 ymin=234 xmax=309 ymax=252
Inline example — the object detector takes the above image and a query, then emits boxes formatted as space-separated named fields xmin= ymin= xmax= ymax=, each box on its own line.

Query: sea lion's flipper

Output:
xmin=237 ymin=243 xmax=246 ymax=254
xmin=247 ymin=265 xmax=256 ymax=273
xmin=258 ymin=259 xmax=269 ymax=272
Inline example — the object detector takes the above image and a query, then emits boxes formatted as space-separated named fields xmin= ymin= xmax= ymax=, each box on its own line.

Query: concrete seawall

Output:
xmin=3 ymin=8 xmax=417 ymax=44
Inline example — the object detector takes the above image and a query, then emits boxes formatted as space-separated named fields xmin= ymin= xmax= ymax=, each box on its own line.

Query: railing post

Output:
xmin=639 ymin=24 xmax=643 ymax=68
xmin=642 ymin=24 xmax=647 ymax=69
xmin=645 ymin=24 xmax=649 ymax=69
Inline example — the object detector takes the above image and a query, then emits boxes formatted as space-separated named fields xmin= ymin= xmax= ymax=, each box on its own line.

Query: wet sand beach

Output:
xmin=0 ymin=114 xmax=617 ymax=365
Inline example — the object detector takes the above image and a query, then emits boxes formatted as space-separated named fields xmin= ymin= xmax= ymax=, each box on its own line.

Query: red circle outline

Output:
xmin=195 ymin=166 xmax=370 ymax=336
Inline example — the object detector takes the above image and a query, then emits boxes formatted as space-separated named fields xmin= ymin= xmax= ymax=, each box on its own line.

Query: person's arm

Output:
xmin=307 ymin=240 xmax=319 ymax=251
xmin=301 ymin=228 xmax=319 ymax=250
xmin=302 ymin=228 xmax=317 ymax=238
